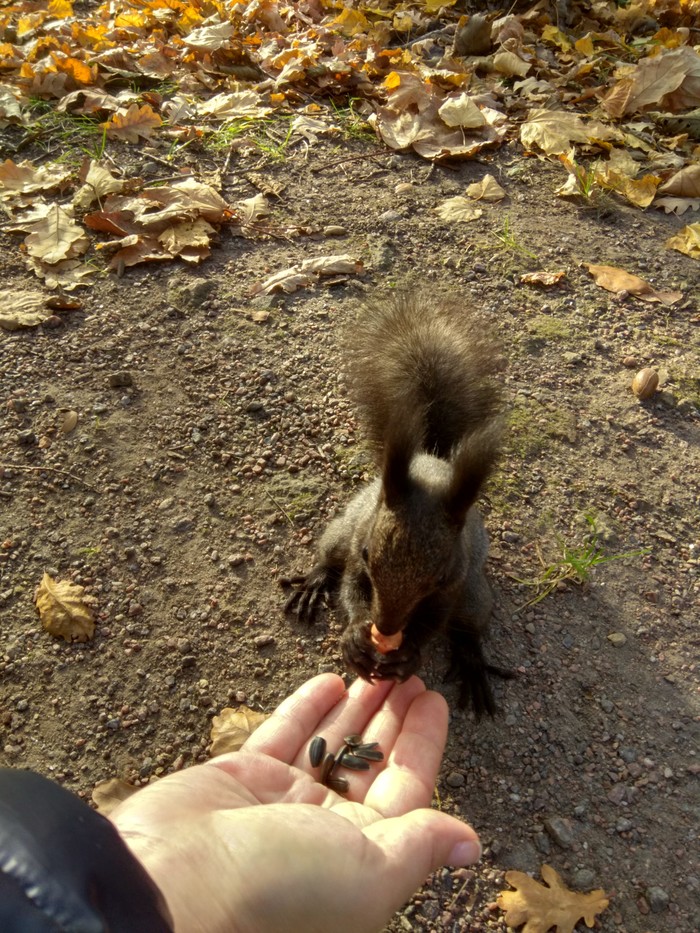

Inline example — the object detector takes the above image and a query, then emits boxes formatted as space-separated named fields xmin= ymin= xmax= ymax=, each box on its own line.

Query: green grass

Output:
xmin=494 ymin=215 xmax=539 ymax=260
xmin=511 ymin=514 xmax=650 ymax=613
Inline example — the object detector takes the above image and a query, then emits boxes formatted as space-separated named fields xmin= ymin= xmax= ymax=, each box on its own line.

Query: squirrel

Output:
xmin=283 ymin=291 xmax=510 ymax=715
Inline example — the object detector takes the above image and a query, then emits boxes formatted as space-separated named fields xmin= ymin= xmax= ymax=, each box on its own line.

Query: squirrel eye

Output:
xmin=361 ymin=546 xmax=369 ymax=564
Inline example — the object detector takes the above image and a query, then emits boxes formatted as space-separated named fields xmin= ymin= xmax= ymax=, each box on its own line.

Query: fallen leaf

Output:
xmin=183 ymin=20 xmax=235 ymax=51
xmin=497 ymin=864 xmax=609 ymax=933
xmin=585 ymin=263 xmax=683 ymax=304
xmin=36 ymin=572 xmax=95 ymax=642
xmin=521 ymin=271 xmax=566 ymax=286
xmin=0 ymin=159 xmax=73 ymax=201
xmin=658 ymin=165 xmax=700 ymax=198
xmin=210 ymin=705 xmax=269 ymax=756
xmin=466 ymin=174 xmax=506 ymax=201
xmin=520 ymin=111 xmax=591 ymax=156
xmin=654 ymin=196 xmax=700 ymax=215
xmin=602 ymin=46 xmax=700 ymax=118
xmin=0 ymin=289 xmax=55 ymax=330
xmin=92 ymin=778 xmax=139 ymax=816
xmin=73 ymin=160 xmax=127 ymax=210
xmin=103 ymin=103 xmax=162 ymax=143
xmin=435 ymin=196 xmax=484 ymax=222
xmin=24 ymin=204 xmax=89 ymax=264
xmin=666 ymin=223 xmax=700 ymax=258
xmin=438 ymin=94 xmax=486 ymax=129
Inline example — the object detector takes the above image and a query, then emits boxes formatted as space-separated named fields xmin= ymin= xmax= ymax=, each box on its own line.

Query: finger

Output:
xmin=363 ymin=809 xmax=481 ymax=916
xmin=293 ymin=676 xmax=426 ymax=774
xmin=243 ymin=673 xmax=346 ymax=763
xmin=365 ymin=689 xmax=449 ymax=816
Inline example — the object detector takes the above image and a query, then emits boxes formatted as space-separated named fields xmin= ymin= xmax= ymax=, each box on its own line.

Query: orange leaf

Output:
xmin=103 ymin=103 xmax=162 ymax=143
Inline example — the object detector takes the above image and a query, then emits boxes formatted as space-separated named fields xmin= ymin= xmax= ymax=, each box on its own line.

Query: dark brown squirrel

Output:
xmin=283 ymin=291 xmax=510 ymax=715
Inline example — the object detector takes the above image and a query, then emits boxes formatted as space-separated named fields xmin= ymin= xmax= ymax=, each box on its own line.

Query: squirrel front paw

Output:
xmin=280 ymin=565 xmax=337 ymax=623
xmin=341 ymin=623 xmax=420 ymax=683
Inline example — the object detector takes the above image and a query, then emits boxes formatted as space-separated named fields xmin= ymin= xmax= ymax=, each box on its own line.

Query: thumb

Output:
xmin=364 ymin=809 xmax=481 ymax=907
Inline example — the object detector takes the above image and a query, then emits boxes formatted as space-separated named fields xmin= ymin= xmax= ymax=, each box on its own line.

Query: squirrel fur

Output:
xmin=284 ymin=291 xmax=508 ymax=715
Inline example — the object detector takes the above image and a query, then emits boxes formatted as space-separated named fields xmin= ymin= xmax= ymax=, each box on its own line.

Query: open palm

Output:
xmin=112 ymin=674 xmax=481 ymax=933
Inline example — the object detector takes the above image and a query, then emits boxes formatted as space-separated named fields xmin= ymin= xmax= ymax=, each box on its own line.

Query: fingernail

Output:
xmin=448 ymin=839 xmax=482 ymax=866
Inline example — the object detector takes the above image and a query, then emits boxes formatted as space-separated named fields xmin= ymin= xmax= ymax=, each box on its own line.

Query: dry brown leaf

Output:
xmin=435 ymin=197 xmax=483 ymax=222
xmin=602 ymin=46 xmax=700 ymax=118
xmin=520 ymin=111 xmax=591 ymax=156
xmin=466 ymin=175 xmax=506 ymax=202
xmin=0 ymin=289 xmax=55 ymax=330
xmin=654 ymin=196 xmax=700 ymax=215
xmin=26 ymin=257 xmax=95 ymax=290
xmin=103 ymin=103 xmax=162 ymax=143
xmin=73 ymin=160 xmax=127 ymax=210
xmin=666 ymin=223 xmax=700 ymax=258
xmin=183 ymin=20 xmax=235 ymax=51
xmin=438 ymin=94 xmax=486 ymax=129
xmin=521 ymin=271 xmax=566 ymax=286
xmin=25 ymin=204 xmax=89 ymax=264
xmin=210 ymin=705 xmax=269 ymax=756
xmin=92 ymin=778 xmax=140 ymax=816
xmin=36 ymin=572 xmax=95 ymax=642
xmin=497 ymin=864 xmax=609 ymax=933
xmin=158 ymin=218 xmax=215 ymax=257
xmin=658 ymin=165 xmax=700 ymax=199
xmin=585 ymin=263 xmax=683 ymax=304
xmin=0 ymin=159 xmax=73 ymax=201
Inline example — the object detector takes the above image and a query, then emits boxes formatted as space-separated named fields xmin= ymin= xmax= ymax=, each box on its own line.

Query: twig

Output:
xmin=0 ymin=463 xmax=96 ymax=490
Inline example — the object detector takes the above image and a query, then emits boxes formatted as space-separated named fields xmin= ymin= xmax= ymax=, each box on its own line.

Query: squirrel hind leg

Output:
xmin=448 ymin=626 xmax=513 ymax=718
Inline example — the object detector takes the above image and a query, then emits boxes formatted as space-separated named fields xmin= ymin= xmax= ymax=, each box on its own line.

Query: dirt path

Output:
xmin=1 ymin=127 xmax=699 ymax=932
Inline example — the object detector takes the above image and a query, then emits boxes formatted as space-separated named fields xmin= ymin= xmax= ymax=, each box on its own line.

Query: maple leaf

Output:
xmin=497 ymin=864 xmax=609 ymax=933
xmin=103 ymin=103 xmax=162 ymax=142
xmin=435 ymin=196 xmax=483 ymax=222
xmin=36 ymin=572 xmax=95 ymax=642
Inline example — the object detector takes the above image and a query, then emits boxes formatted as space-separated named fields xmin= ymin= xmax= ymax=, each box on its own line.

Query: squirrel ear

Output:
xmin=446 ymin=421 xmax=502 ymax=523
xmin=382 ymin=425 xmax=415 ymax=508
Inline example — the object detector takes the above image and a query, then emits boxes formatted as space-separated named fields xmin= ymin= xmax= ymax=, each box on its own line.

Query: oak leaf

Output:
xmin=497 ymin=864 xmax=609 ymax=933
xmin=210 ymin=705 xmax=269 ymax=756
xmin=36 ymin=572 xmax=95 ymax=642
xmin=103 ymin=103 xmax=162 ymax=142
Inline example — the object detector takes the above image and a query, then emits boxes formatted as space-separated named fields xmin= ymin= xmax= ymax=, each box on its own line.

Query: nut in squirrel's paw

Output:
xmin=370 ymin=623 xmax=403 ymax=654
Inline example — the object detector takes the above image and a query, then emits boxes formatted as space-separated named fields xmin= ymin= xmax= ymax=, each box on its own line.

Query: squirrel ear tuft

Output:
xmin=445 ymin=421 xmax=502 ymax=523
xmin=382 ymin=424 xmax=416 ymax=507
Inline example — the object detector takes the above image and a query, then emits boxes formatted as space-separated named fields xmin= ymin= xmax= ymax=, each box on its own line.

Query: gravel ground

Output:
xmin=1 ymin=130 xmax=699 ymax=932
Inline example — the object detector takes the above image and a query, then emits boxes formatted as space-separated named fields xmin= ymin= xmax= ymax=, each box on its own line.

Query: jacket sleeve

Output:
xmin=0 ymin=768 xmax=173 ymax=932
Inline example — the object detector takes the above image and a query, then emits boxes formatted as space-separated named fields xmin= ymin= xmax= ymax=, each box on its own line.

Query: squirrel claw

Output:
xmin=281 ymin=567 xmax=336 ymax=623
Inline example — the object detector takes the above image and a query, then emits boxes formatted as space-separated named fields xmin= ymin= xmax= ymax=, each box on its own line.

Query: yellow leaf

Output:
xmin=666 ymin=223 xmax=700 ymax=258
xmin=497 ymin=864 xmax=609 ymax=933
xmin=658 ymin=165 xmax=700 ymax=198
xmin=48 ymin=1 xmax=73 ymax=19
xmin=332 ymin=8 xmax=370 ymax=36
xmin=210 ymin=705 xmax=269 ymax=756
xmin=36 ymin=572 xmax=95 ymax=642
xmin=575 ymin=35 xmax=595 ymax=57
xmin=51 ymin=53 xmax=96 ymax=86
xmin=384 ymin=71 xmax=402 ymax=90
xmin=541 ymin=25 xmax=572 ymax=52
xmin=425 ymin=0 xmax=457 ymax=11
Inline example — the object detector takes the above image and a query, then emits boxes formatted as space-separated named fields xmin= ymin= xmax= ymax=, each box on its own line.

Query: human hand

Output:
xmin=111 ymin=674 xmax=481 ymax=933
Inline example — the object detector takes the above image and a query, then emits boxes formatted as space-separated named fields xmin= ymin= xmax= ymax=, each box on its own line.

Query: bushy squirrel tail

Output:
xmin=346 ymin=291 xmax=504 ymax=483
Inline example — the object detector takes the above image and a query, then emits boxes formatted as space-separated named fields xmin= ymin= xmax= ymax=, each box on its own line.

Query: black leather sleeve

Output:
xmin=0 ymin=768 xmax=173 ymax=932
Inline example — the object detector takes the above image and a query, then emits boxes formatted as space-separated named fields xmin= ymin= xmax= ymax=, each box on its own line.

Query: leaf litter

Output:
xmin=0 ymin=0 xmax=697 ymax=294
